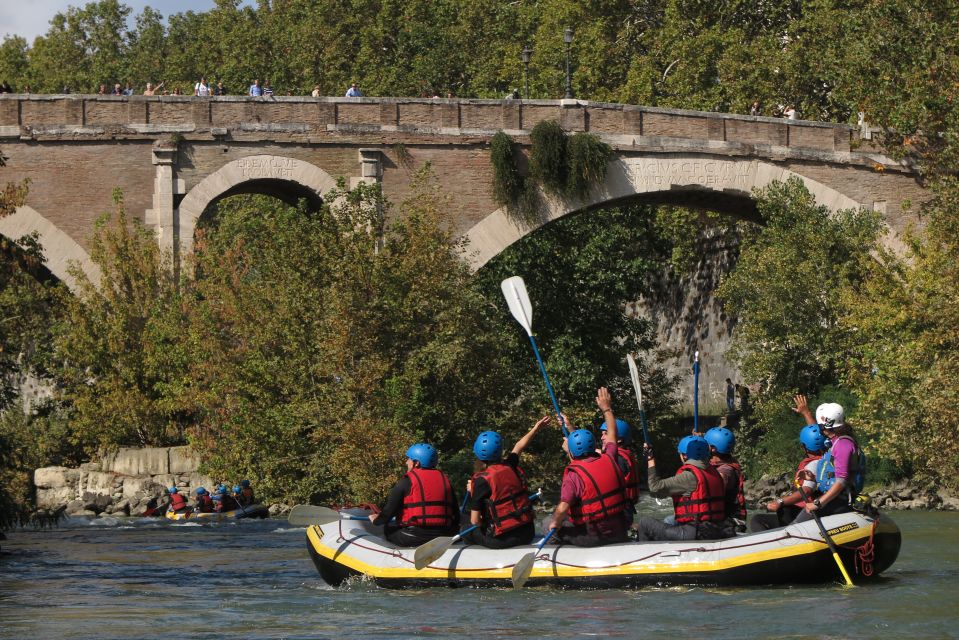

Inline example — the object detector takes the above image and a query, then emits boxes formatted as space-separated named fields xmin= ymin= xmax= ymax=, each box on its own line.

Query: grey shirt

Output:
xmin=647 ymin=458 xmax=708 ymax=498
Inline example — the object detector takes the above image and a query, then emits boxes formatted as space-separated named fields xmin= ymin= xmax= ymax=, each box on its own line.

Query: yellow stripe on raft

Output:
xmin=306 ymin=522 xmax=880 ymax=581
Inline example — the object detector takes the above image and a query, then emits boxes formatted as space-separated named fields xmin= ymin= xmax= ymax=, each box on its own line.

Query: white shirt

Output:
xmin=195 ymin=82 xmax=210 ymax=97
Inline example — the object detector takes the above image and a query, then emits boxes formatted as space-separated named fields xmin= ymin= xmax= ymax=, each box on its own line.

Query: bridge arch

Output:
xmin=0 ymin=205 xmax=99 ymax=290
xmin=176 ymin=155 xmax=339 ymax=255
xmin=462 ymin=155 xmax=864 ymax=270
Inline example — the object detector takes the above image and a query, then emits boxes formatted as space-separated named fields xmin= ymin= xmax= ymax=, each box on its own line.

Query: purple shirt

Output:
xmin=830 ymin=435 xmax=856 ymax=482
xmin=560 ymin=441 xmax=618 ymax=505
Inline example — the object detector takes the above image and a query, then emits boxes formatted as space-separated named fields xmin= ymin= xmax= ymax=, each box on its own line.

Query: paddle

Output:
xmin=692 ymin=350 xmax=700 ymax=434
xmin=511 ymin=528 xmax=556 ymax=589
xmin=626 ymin=353 xmax=651 ymax=445
xmin=287 ymin=505 xmax=373 ymax=527
xmin=413 ymin=525 xmax=479 ymax=570
xmin=460 ymin=492 xmax=470 ymax=514
xmin=797 ymin=486 xmax=855 ymax=587
xmin=413 ymin=490 xmax=544 ymax=570
xmin=501 ymin=276 xmax=568 ymax=436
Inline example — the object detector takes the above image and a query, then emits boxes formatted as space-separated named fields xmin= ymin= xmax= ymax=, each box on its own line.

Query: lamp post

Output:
xmin=521 ymin=46 xmax=532 ymax=99
xmin=563 ymin=27 xmax=573 ymax=99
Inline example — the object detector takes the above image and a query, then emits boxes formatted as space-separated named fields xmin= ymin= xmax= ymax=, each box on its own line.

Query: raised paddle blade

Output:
xmin=501 ymin=276 xmax=534 ymax=337
xmin=287 ymin=505 xmax=346 ymax=527
xmin=627 ymin=353 xmax=643 ymax=410
xmin=511 ymin=529 xmax=555 ymax=589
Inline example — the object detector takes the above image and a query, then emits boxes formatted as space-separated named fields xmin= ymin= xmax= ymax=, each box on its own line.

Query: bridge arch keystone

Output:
xmin=175 ymin=154 xmax=339 ymax=256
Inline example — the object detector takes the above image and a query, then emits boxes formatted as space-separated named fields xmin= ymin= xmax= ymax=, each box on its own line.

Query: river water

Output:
xmin=1 ymin=508 xmax=956 ymax=639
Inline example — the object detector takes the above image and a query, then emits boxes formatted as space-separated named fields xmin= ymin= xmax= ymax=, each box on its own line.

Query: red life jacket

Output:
xmin=673 ymin=464 xmax=726 ymax=524
xmin=564 ymin=454 xmax=628 ymax=526
xmin=794 ymin=453 xmax=822 ymax=506
xmin=473 ymin=463 xmax=533 ymax=536
xmin=169 ymin=492 xmax=189 ymax=511
xmin=196 ymin=494 xmax=214 ymax=513
xmin=398 ymin=468 xmax=456 ymax=528
xmin=713 ymin=458 xmax=747 ymax=520
xmin=617 ymin=446 xmax=641 ymax=502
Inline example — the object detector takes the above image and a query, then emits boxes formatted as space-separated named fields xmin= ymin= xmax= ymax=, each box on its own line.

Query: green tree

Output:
xmin=55 ymin=191 xmax=188 ymax=451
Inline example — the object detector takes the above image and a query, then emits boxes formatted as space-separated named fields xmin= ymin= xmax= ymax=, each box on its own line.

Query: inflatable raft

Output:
xmin=165 ymin=504 xmax=269 ymax=521
xmin=306 ymin=509 xmax=900 ymax=588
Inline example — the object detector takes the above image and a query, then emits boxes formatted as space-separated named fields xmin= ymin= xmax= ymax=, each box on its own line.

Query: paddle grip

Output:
xmin=527 ymin=334 xmax=568 ymax=436
xmin=639 ymin=409 xmax=651 ymax=445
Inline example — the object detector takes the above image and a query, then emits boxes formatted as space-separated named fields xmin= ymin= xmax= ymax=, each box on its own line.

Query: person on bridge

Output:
xmin=369 ymin=443 xmax=460 ymax=547
xmin=637 ymin=435 xmax=731 ymax=541
xmin=167 ymin=486 xmax=190 ymax=514
xmin=750 ymin=417 xmax=826 ymax=531
xmin=345 ymin=83 xmax=363 ymax=97
xmin=599 ymin=417 xmax=641 ymax=529
xmin=465 ymin=419 xmax=548 ymax=549
xmin=249 ymin=79 xmax=263 ymax=97
xmin=545 ymin=387 xmax=630 ymax=547
xmin=705 ymin=427 xmax=747 ymax=531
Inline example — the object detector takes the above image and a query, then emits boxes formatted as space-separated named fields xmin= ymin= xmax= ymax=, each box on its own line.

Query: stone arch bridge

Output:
xmin=0 ymin=94 xmax=924 ymax=290
xmin=0 ymin=94 xmax=927 ymax=397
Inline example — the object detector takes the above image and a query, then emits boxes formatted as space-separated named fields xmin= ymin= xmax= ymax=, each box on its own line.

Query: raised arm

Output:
xmin=512 ymin=415 xmax=551 ymax=455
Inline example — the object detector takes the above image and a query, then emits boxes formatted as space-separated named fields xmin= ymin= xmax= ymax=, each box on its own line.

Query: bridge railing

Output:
xmin=0 ymin=95 xmax=854 ymax=153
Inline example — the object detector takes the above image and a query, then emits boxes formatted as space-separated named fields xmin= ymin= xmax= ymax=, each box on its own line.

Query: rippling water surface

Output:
xmin=1 ymin=509 xmax=956 ymax=639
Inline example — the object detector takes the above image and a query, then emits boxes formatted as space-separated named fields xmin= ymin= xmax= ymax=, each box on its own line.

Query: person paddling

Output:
xmin=238 ymin=479 xmax=255 ymax=506
xmin=465 ymin=417 xmax=548 ymax=549
xmin=599 ymin=418 xmax=641 ymax=531
xmin=167 ymin=486 xmax=190 ymax=514
xmin=750 ymin=418 xmax=826 ymax=531
xmin=545 ymin=387 xmax=630 ymax=547
xmin=369 ymin=443 xmax=460 ymax=547
xmin=792 ymin=395 xmax=865 ymax=523
xmin=637 ymin=435 xmax=730 ymax=541
xmin=704 ymin=426 xmax=747 ymax=532
xmin=194 ymin=487 xmax=214 ymax=514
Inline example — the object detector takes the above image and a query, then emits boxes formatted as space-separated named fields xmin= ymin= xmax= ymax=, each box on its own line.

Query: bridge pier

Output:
xmin=146 ymin=144 xmax=184 ymax=266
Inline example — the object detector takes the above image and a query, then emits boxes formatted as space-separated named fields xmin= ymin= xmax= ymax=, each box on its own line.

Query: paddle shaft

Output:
xmin=798 ymin=487 xmax=854 ymax=586
xmin=639 ymin=409 xmax=651 ymax=445
xmin=693 ymin=354 xmax=700 ymax=434
xmin=627 ymin=354 xmax=652 ymax=445
xmin=527 ymin=334 xmax=568 ymax=436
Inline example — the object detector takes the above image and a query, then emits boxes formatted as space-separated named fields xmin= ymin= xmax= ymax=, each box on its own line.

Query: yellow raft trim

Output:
xmin=307 ymin=520 xmax=884 ymax=581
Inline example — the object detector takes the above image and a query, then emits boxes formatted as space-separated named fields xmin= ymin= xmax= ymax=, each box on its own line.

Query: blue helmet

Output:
xmin=678 ymin=435 xmax=710 ymax=461
xmin=705 ymin=427 xmax=735 ymax=454
xmin=405 ymin=443 xmax=438 ymax=469
xmin=473 ymin=431 xmax=503 ymax=462
xmin=240 ymin=479 xmax=251 ymax=488
xmin=232 ymin=485 xmax=241 ymax=494
xmin=800 ymin=424 xmax=826 ymax=452
xmin=217 ymin=484 xmax=227 ymax=493
xmin=600 ymin=418 xmax=631 ymax=443
xmin=567 ymin=429 xmax=596 ymax=458
xmin=195 ymin=487 xmax=207 ymax=495
xmin=168 ymin=486 xmax=178 ymax=494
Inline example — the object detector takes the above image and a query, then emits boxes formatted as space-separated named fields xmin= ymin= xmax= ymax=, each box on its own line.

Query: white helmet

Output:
xmin=815 ymin=402 xmax=845 ymax=430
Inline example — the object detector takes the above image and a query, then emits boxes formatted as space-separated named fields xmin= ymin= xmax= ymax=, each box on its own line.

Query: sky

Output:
xmin=1 ymin=1 xmax=254 ymax=43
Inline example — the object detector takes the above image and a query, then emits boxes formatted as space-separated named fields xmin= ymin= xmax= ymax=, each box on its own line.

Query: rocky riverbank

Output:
xmin=744 ymin=473 xmax=959 ymax=511
xmin=34 ymin=446 xmax=216 ymax=517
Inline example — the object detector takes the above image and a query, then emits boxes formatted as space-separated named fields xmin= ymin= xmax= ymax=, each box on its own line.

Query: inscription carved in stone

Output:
xmin=627 ymin=159 xmax=752 ymax=189
xmin=238 ymin=157 xmax=298 ymax=180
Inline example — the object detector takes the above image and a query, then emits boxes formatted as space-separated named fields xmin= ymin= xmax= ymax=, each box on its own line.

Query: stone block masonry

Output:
xmin=33 ymin=446 xmax=215 ymax=517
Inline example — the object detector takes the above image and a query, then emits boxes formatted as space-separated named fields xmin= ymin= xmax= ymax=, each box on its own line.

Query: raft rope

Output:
xmin=853 ymin=516 xmax=879 ymax=577
xmin=331 ymin=520 xmax=835 ymax=572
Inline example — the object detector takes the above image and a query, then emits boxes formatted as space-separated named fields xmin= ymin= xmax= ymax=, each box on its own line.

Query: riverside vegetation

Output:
xmin=3 ymin=1 xmax=959 ymax=527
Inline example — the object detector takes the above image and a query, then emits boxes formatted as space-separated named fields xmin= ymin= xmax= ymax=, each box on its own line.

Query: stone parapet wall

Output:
xmin=0 ymin=95 xmax=854 ymax=154
xmin=33 ymin=446 xmax=214 ymax=517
